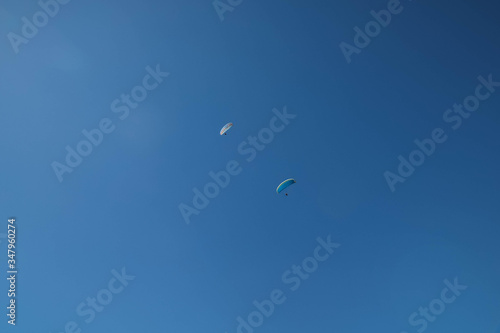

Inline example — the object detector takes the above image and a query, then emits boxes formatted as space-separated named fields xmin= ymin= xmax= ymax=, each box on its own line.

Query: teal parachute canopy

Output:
xmin=276 ymin=178 xmax=296 ymax=194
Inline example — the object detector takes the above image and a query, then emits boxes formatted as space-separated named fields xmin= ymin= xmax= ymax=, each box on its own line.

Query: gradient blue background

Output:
xmin=1 ymin=0 xmax=499 ymax=332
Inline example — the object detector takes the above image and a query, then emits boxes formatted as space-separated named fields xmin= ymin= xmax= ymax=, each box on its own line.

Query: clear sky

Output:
xmin=1 ymin=0 xmax=499 ymax=332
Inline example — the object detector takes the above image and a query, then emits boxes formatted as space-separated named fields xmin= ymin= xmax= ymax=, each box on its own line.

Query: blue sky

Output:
xmin=1 ymin=0 xmax=499 ymax=332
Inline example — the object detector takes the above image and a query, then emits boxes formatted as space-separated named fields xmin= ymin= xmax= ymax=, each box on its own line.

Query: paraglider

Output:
xmin=276 ymin=178 xmax=296 ymax=196
xmin=220 ymin=122 xmax=233 ymax=135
